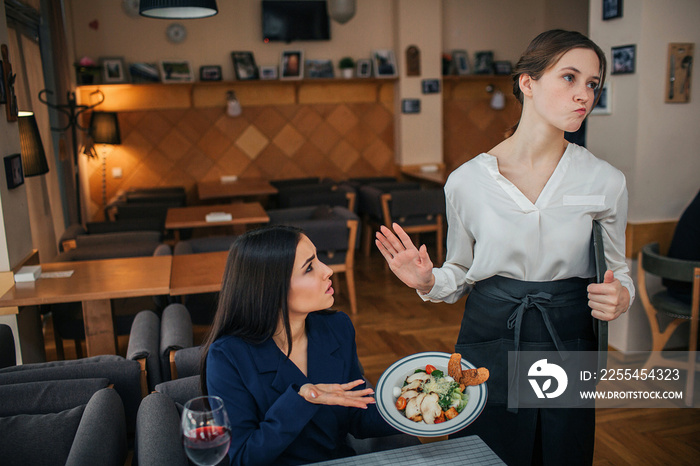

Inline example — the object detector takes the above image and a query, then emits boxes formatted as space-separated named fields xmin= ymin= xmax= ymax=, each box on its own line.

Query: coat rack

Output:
xmin=38 ymin=88 xmax=104 ymax=224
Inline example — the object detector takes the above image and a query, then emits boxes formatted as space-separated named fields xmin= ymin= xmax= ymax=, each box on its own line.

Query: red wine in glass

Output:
xmin=183 ymin=425 xmax=231 ymax=465
xmin=182 ymin=396 xmax=231 ymax=466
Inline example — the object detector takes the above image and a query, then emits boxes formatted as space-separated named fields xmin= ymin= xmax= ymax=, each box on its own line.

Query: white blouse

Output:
xmin=423 ymin=143 xmax=635 ymax=307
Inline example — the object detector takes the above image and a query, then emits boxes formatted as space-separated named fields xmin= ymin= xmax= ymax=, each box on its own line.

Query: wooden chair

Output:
xmin=637 ymin=242 xmax=700 ymax=407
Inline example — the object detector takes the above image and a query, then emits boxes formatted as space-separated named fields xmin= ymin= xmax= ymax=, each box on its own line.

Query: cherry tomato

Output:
xmin=425 ymin=364 xmax=437 ymax=374
xmin=395 ymin=396 xmax=407 ymax=410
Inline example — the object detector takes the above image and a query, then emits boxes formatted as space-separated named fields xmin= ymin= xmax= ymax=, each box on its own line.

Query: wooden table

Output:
xmin=165 ymin=202 xmax=269 ymax=239
xmin=0 ymin=256 xmax=172 ymax=357
xmin=169 ymin=251 xmax=229 ymax=296
xmin=400 ymin=164 xmax=448 ymax=185
xmin=197 ymin=178 xmax=278 ymax=202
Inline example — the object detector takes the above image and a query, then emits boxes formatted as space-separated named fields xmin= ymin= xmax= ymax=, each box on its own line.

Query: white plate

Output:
xmin=375 ymin=351 xmax=487 ymax=437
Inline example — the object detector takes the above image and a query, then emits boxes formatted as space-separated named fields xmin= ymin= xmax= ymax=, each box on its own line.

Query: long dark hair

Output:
xmin=200 ymin=225 xmax=302 ymax=395
xmin=509 ymin=29 xmax=607 ymax=135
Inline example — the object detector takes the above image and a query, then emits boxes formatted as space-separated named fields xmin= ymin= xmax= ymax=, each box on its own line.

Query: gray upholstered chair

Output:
xmin=172 ymin=235 xmax=238 ymax=327
xmin=276 ymin=182 xmax=356 ymax=211
xmin=0 ymin=354 xmax=142 ymax=434
xmin=0 ymin=381 xmax=127 ymax=466
xmin=268 ymin=205 xmax=360 ymax=314
xmin=126 ymin=303 xmax=194 ymax=392
xmin=638 ymin=242 xmax=700 ymax=407
xmin=359 ymin=184 xmax=445 ymax=264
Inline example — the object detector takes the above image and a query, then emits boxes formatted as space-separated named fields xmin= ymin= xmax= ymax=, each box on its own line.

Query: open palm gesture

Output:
xmin=375 ymin=223 xmax=435 ymax=293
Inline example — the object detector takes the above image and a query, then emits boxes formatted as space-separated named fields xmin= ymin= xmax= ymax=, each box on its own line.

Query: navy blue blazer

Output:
xmin=206 ymin=311 xmax=396 ymax=466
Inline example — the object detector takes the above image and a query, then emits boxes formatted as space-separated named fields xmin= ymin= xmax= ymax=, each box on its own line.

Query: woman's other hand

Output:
xmin=375 ymin=223 xmax=435 ymax=294
xmin=587 ymin=270 xmax=630 ymax=321
xmin=298 ymin=379 xmax=375 ymax=409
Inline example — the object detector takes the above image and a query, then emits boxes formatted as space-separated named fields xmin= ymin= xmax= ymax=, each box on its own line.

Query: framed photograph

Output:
xmin=401 ymin=99 xmax=421 ymax=114
xmin=611 ymin=44 xmax=636 ymax=75
xmin=372 ymin=49 xmax=397 ymax=78
xmin=231 ymin=51 xmax=259 ymax=80
xmin=602 ymin=0 xmax=623 ymax=20
xmin=494 ymin=60 xmax=513 ymax=75
xmin=259 ymin=65 xmax=278 ymax=80
xmin=200 ymin=65 xmax=222 ymax=81
xmin=100 ymin=57 xmax=127 ymax=83
xmin=4 ymin=153 xmax=24 ymax=189
xmin=0 ymin=61 xmax=5 ymax=104
xmin=128 ymin=62 xmax=160 ymax=83
xmin=452 ymin=50 xmax=470 ymax=75
xmin=356 ymin=59 xmax=371 ymax=78
xmin=422 ymin=79 xmax=440 ymax=94
xmin=590 ymin=81 xmax=611 ymax=115
xmin=666 ymin=43 xmax=694 ymax=103
xmin=473 ymin=51 xmax=494 ymax=74
xmin=280 ymin=50 xmax=304 ymax=80
xmin=306 ymin=59 xmax=334 ymax=79
xmin=160 ymin=60 xmax=194 ymax=83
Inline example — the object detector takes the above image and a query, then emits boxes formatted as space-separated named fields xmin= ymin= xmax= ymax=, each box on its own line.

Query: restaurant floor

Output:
xmin=42 ymin=245 xmax=700 ymax=465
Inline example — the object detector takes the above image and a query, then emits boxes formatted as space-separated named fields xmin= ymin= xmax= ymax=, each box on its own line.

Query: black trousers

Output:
xmin=452 ymin=275 xmax=597 ymax=466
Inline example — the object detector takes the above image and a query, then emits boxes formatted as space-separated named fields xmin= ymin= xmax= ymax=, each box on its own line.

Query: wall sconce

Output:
xmin=139 ymin=0 xmax=218 ymax=19
xmin=226 ymin=91 xmax=242 ymax=117
xmin=328 ymin=0 xmax=356 ymax=24
xmin=486 ymin=84 xmax=506 ymax=111
xmin=18 ymin=112 xmax=49 ymax=177
xmin=89 ymin=112 xmax=121 ymax=207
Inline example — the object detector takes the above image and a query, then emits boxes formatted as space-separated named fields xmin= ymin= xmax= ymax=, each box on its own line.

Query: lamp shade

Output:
xmin=139 ymin=0 xmax=218 ymax=19
xmin=328 ymin=0 xmax=356 ymax=24
xmin=89 ymin=112 xmax=121 ymax=145
xmin=18 ymin=112 xmax=49 ymax=177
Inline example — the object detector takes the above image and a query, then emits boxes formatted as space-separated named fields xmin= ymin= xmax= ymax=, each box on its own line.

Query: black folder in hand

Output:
xmin=591 ymin=220 xmax=608 ymax=379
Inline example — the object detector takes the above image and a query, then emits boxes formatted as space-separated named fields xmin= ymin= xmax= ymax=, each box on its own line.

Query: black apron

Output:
xmin=451 ymin=275 xmax=597 ymax=466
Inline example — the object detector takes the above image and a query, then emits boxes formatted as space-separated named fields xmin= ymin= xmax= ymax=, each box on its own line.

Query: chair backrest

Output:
xmin=270 ymin=177 xmax=321 ymax=189
xmin=268 ymin=206 xmax=360 ymax=255
xmin=380 ymin=189 xmax=445 ymax=226
xmin=173 ymin=235 xmax=237 ymax=255
xmin=641 ymin=242 xmax=700 ymax=282
xmin=0 ymin=324 xmax=16 ymax=369
xmin=52 ymin=231 xmax=163 ymax=262
xmin=159 ymin=303 xmax=194 ymax=381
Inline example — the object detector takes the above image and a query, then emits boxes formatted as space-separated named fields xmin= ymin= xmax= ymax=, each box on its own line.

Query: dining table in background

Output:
xmin=400 ymin=163 xmax=448 ymax=186
xmin=197 ymin=178 xmax=278 ymax=203
xmin=309 ymin=435 xmax=504 ymax=465
xmin=169 ymin=250 xmax=229 ymax=297
xmin=164 ymin=202 xmax=269 ymax=240
xmin=0 ymin=256 xmax=172 ymax=357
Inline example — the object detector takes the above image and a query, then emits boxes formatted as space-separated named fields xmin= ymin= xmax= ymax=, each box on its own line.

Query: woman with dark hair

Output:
xmin=375 ymin=30 xmax=634 ymax=465
xmin=201 ymin=226 xmax=396 ymax=466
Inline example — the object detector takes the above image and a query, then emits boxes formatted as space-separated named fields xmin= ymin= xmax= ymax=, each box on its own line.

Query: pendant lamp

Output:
xmin=140 ymin=0 xmax=218 ymax=19
xmin=328 ymin=0 xmax=356 ymax=24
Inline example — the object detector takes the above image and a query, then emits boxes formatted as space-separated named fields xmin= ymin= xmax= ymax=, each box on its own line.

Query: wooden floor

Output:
xmin=43 ymin=246 xmax=700 ymax=465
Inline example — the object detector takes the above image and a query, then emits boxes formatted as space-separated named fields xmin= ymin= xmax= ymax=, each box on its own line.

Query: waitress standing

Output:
xmin=375 ymin=30 xmax=634 ymax=465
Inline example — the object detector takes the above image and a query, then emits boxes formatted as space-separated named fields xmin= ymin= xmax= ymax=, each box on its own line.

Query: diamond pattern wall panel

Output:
xmin=86 ymin=102 xmax=396 ymax=220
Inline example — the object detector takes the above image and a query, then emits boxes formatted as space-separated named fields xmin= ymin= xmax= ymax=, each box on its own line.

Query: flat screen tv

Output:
xmin=262 ymin=0 xmax=330 ymax=43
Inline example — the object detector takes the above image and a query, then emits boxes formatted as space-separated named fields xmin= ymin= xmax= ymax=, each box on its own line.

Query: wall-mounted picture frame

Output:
xmin=473 ymin=51 xmax=494 ymax=74
xmin=306 ymin=59 xmax=334 ymax=79
xmin=259 ymin=65 xmax=278 ymax=80
xmin=280 ymin=50 xmax=304 ymax=80
xmin=129 ymin=62 xmax=160 ymax=83
xmin=4 ymin=153 xmax=24 ymax=189
xmin=494 ymin=60 xmax=513 ymax=75
xmin=452 ymin=50 xmax=470 ymax=75
xmin=200 ymin=65 xmax=222 ymax=81
xmin=590 ymin=81 xmax=611 ymax=115
xmin=421 ymin=79 xmax=440 ymax=94
xmin=160 ymin=60 xmax=194 ymax=83
xmin=100 ymin=57 xmax=128 ymax=83
xmin=666 ymin=43 xmax=694 ymax=103
xmin=0 ymin=61 xmax=5 ymax=104
xmin=372 ymin=49 xmax=397 ymax=78
xmin=401 ymin=99 xmax=421 ymax=114
xmin=231 ymin=51 xmax=259 ymax=80
xmin=602 ymin=0 xmax=623 ymax=20
xmin=356 ymin=59 xmax=371 ymax=78
xmin=611 ymin=44 xmax=636 ymax=75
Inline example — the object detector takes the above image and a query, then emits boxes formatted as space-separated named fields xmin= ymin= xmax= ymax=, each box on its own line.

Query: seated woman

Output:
xmin=201 ymin=226 xmax=398 ymax=465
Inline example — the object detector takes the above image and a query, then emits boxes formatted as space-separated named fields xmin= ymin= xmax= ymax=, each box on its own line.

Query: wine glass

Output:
xmin=181 ymin=395 xmax=232 ymax=466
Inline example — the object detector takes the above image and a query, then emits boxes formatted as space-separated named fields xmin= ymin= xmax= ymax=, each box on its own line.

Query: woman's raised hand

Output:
xmin=299 ymin=379 xmax=376 ymax=409
xmin=375 ymin=223 xmax=435 ymax=294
